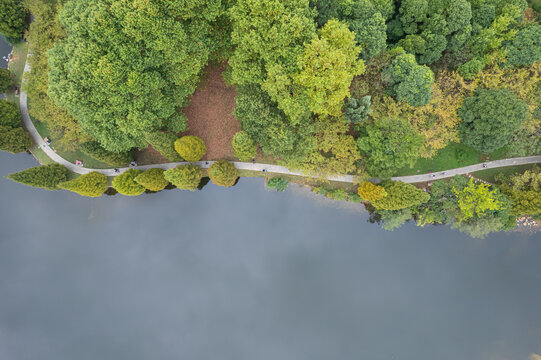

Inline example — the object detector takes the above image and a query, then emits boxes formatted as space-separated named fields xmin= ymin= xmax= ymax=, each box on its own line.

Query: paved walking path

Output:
xmin=19 ymin=53 xmax=541 ymax=184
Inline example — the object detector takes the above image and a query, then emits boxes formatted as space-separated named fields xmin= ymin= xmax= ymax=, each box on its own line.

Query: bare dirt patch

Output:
xmin=180 ymin=63 xmax=239 ymax=161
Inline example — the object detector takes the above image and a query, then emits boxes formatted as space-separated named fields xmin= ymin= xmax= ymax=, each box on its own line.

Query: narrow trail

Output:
xmin=19 ymin=53 xmax=541 ymax=184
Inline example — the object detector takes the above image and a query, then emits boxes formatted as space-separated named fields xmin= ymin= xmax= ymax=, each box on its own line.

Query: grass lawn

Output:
xmin=473 ymin=164 xmax=536 ymax=183
xmin=6 ymin=41 xmax=27 ymax=103
xmin=397 ymin=142 xmax=481 ymax=176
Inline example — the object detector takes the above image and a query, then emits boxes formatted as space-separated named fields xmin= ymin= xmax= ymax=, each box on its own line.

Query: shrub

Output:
xmin=79 ymin=141 xmax=132 ymax=166
xmin=58 ymin=171 xmax=108 ymax=197
xmin=164 ymin=164 xmax=202 ymax=191
xmin=358 ymin=181 xmax=387 ymax=202
xmin=134 ymin=168 xmax=169 ymax=192
xmin=0 ymin=0 xmax=26 ymax=40
xmin=232 ymin=131 xmax=256 ymax=161
xmin=6 ymin=164 xmax=70 ymax=190
xmin=174 ymin=136 xmax=206 ymax=162
xmin=0 ymin=126 xmax=32 ymax=153
xmin=0 ymin=68 xmax=13 ymax=93
xmin=112 ymin=169 xmax=146 ymax=196
xmin=0 ymin=99 xmax=22 ymax=128
xmin=372 ymin=181 xmax=430 ymax=210
xmin=145 ymin=132 xmax=183 ymax=162
xmin=266 ymin=177 xmax=288 ymax=192
xmin=208 ymin=160 xmax=238 ymax=187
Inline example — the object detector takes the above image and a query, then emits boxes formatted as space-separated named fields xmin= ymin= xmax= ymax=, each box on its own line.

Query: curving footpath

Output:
xmin=19 ymin=54 xmax=541 ymax=184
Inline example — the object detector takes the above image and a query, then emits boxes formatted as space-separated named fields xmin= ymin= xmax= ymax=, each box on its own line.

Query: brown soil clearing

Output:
xmin=180 ymin=63 xmax=239 ymax=161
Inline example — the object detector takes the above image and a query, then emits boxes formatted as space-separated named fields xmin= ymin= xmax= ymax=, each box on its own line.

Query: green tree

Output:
xmin=208 ymin=160 xmax=238 ymax=187
xmin=507 ymin=190 xmax=541 ymax=216
xmin=453 ymin=179 xmax=503 ymax=221
xmin=266 ymin=177 xmax=289 ymax=192
xmin=372 ymin=181 xmax=430 ymax=210
xmin=294 ymin=19 xmax=364 ymax=117
xmin=134 ymin=168 xmax=169 ymax=192
xmin=0 ymin=99 xmax=22 ymax=128
xmin=144 ymin=132 xmax=183 ymax=162
xmin=505 ymin=25 xmax=541 ymax=66
xmin=6 ymin=164 xmax=70 ymax=190
xmin=344 ymin=96 xmax=371 ymax=125
xmin=0 ymin=68 xmax=13 ymax=93
xmin=58 ymin=171 xmax=108 ymax=197
xmin=357 ymin=181 xmax=387 ymax=202
xmin=112 ymin=169 xmax=146 ymax=196
xmin=382 ymin=52 xmax=434 ymax=106
xmin=164 ymin=164 xmax=202 ymax=191
xmin=398 ymin=0 xmax=472 ymax=64
xmin=229 ymin=0 xmax=316 ymax=123
xmin=48 ymin=0 xmax=224 ymax=152
xmin=0 ymin=126 xmax=32 ymax=153
xmin=174 ymin=136 xmax=206 ymax=162
xmin=79 ymin=141 xmax=132 ymax=167
xmin=24 ymin=0 xmax=90 ymax=151
xmin=458 ymin=89 xmax=529 ymax=153
xmin=0 ymin=0 xmax=26 ymax=40
xmin=232 ymin=131 xmax=257 ymax=161
xmin=233 ymin=85 xmax=315 ymax=162
xmin=357 ymin=117 xmax=424 ymax=178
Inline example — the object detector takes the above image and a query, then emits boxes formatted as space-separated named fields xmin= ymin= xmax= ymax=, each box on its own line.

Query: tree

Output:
xmin=344 ymin=96 xmax=371 ymax=125
xmin=505 ymin=25 xmax=541 ymax=66
xmin=208 ymin=160 xmax=238 ymax=187
xmin=6 ymin=164 xmax=70 ymax=190
xmin=112 ymin=169 xmax=146 ymax=196
xmin=453 ymin=179 xmax=503 ymax=221
xmin=372 ymin=181 xmax=430 ymax=210
xmin=0 ymin=0 xmax=26 ymax=40
xmin=266 ymin=177 xmax=288 ymax=192
xmin=24 ymin=0 xmax=90 ymax=151
xmin=174 ymin=136 xmax=206 ymax=162
xmin=79 ymin=141 xmax=132 ymax=167
xmin=0 ymin=68 xmax=13 ymax=93
xmin=233 ymin=85 xmax=315 ymax=162
xmin=357 ymin=181 xmax=387 ymax=202
xmin=507 ymin=190 xmax=541 ymax=216
xmin=144 ymin=132 xmax=183 ymax=162
xmin=134 ymin=168 xmax=169 ymax=192
xmin=0 ymin=99 xmax=22 ymax=128
xmin=293 ymin=19 xmax=364 ymax=117
xmin=58 ymin=171 xmax=108 ymax=197
xmin=458 ymin=89 xmax=529 ymax=153
xmin=397 ymin=0 xmax=472 ymax=64
xmin=164 ymin=164 xmax=202 ymax=191
xmin=232 ymin=131 xmax=257 ymax=161
xmin=229 ymin=0 xmax=316 ymax=123
xmin=48 ymin=0 xmax=225 ymax=152
xmin=382 ymin=52 xmax=434 ymax=106
xmin=357 ymin=117 xmax=424 ymax=178
xmin=0 ymin=126 xmax=32 ymax=153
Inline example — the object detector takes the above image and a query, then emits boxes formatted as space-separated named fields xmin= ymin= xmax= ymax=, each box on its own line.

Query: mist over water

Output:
xmin=1 ymin=151 xmax=540 ymax=360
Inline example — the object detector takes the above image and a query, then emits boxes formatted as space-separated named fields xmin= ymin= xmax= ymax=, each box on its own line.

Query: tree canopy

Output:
xmin=58 ymin=171 xmax=108 ymax=197
xmin=112 ymin=169 xmax=146 ymax=196
xmin=135 ymin=168 xmax=169 ymax=192
xmin=208 ymin=160 xmax=238 ymax=187
xmin=0 ymin=0 xmax=26 ymax=40
xmin=174 ymin=136 xmax=207 ymax=162
xmin=232 ymin=131 xmax=257 ymax=161
xmin=48 ymin=0 xmax=226 ymax=152
xmin=164 ymin=164 xmax=202 ymax=191
xmin=6 ymin=164 xmax=70 ymax=190
xmin=458 ymin=88 xmax=529 ymax=153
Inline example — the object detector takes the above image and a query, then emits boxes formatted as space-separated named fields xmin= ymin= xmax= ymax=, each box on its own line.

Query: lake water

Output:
xmin=1 ymin=150 xmax=540 ymax=360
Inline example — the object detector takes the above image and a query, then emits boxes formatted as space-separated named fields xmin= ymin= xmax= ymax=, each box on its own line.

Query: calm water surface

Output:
xmin=0 ymin=151 xmax=540 ymax=360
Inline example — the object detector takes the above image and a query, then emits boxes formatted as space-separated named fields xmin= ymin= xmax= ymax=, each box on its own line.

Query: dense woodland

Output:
xmin=1 ymin=0 xmax=541 ymax=237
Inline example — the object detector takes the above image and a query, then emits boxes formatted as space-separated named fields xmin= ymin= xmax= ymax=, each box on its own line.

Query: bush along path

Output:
xmin=19 ymin=53 xmax=541 ymax=184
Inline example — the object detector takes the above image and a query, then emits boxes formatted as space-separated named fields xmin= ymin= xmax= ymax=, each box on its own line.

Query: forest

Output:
xmin=0 ymin=0 xmax=540 ymax=237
